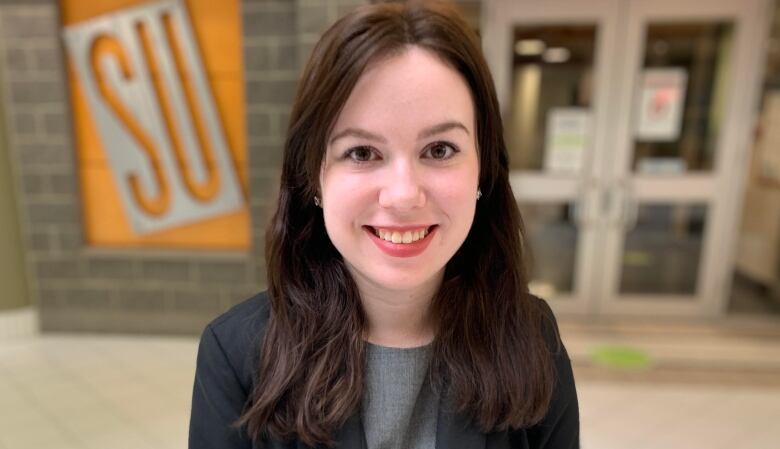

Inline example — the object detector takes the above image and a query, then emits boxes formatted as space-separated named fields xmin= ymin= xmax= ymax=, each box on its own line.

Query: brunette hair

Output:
xmin=236 ymin=1 xmax=555 ymax=446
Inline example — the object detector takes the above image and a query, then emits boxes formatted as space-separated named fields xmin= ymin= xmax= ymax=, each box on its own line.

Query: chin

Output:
xmin=361 ymin=266 xmax=444 ymax=292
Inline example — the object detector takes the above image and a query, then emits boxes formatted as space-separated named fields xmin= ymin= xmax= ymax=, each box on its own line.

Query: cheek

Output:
xmin=435 ymin=164 xmax=479 ymax=208
xmin=321 ymin=171 xmax=375 ymax=230
xmin=429 ymin=180 xmax=477 ymax=235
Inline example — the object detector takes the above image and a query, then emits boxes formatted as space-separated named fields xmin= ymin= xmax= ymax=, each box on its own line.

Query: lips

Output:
xmin=363 ymin=225 xmax=438 ymax=258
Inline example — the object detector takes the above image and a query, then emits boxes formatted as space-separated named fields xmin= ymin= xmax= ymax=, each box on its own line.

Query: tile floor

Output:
xmin=0 ymin=333 xmax=779 ymax=449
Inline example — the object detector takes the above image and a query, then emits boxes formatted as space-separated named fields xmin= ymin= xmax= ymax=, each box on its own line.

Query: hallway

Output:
xmin=0 ymin=327 xmax=778 ymax=449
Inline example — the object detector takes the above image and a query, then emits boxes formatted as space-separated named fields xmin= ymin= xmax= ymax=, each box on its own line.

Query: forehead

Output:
xmin=331 ymin=46 xmax=475 ymax=138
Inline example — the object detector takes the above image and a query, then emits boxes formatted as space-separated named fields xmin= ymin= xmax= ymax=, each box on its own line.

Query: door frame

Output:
xmin=482 ymin=0 xmax=774 ymax=317
xmin=483 ymin=0 xmax=622 ymax=315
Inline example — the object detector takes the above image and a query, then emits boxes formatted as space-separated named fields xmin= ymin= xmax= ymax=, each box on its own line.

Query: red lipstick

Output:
xmin=364 ymin=225 xmax=437 ymax=258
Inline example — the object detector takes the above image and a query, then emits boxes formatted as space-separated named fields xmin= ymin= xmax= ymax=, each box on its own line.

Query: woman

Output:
xmin=189 ymin=1 xmax=579 ymax=448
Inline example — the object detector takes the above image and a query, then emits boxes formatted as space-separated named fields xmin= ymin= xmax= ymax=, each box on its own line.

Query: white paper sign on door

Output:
xmin=544 ymin=107 xmax=591 ymax=174
xmin=635 ymin=68 xmax=688 ymax=141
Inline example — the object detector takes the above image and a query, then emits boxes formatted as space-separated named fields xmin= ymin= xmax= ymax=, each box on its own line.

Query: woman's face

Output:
xmin=320 ymin=46 xmax=479 ymax=295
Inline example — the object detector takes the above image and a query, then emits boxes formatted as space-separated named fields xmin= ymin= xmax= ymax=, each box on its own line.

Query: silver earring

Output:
xmin=314 ymin=196 xmax=321 ymax=207
xmin=477 ymin=189 xmax=482 ymax=200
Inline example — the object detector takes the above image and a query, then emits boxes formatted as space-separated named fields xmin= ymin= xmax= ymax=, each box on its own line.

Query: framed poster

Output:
xmin=635 ymin=68 xmax=688 ymax=141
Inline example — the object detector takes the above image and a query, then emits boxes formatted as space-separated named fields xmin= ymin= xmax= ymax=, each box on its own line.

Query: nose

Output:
xmin=378 ymin=159 xmax=426 ymax=211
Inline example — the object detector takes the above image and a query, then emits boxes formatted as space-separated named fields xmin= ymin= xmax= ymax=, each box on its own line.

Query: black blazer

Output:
xmin=189 ymin=291 xmax=580 ymax=448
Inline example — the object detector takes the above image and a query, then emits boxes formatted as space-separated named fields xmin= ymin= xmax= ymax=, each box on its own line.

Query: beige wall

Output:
xmin=0 ymin=58 xmax=30 ymax=311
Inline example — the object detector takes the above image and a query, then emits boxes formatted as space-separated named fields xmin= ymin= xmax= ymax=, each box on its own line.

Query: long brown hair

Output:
xmin=236 ymin=1 xmax=556 ymax=446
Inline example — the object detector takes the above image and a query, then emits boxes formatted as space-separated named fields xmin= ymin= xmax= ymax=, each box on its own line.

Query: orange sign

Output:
xmin=62 ymin=0 xmax=249 ymax=249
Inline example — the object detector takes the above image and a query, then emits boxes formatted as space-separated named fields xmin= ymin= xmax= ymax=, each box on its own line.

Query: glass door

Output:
xmin=599 ymin=0 xmax=772 ymax=317
xmin=482 ymin=0 xmax=621 ymax=314
xmin=483 ymin=0 xmax=771 ymax=317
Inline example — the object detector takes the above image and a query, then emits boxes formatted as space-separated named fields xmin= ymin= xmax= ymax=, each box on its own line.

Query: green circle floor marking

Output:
xmin=590 ymin=345 xmax=652 ymax=369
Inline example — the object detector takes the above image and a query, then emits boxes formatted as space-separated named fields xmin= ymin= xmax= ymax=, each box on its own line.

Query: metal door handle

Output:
xmin=617 ymin=179 xmax=639 ymax=231
xmin=572 ymin=179 xmax=597 ymax=227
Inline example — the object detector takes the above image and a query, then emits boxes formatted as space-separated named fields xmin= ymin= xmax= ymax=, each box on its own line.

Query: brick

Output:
xmin=21 ymin=173 xmax=46 ymax=194
xmin=251 ymin=207 xmax=269 ymax=226
xmin=337 ymin=1 xmax=365 ymax=17
xmin=243 ymin=8 xmax=295 ymax=38
xmin=244 ymin=41 xmax=275 ymax=71
xmin=276 ymin=41 xmax=297 ymax=71
xmin=241 ymin=0 xmax=294 ymax=7
xmin=251 ymin=232 xmax=267 ymax=255
xmin=0 ymin=11 xmax=56 ymax=40
xmin=248 ymin=191 xmax=272 ymax=208
xmin=245 ymin=175 xmax=279 ymax=211
xmin=297 ymin=40 xmax=317 ymax=68
xmin=87 ymin=257 xmax=136 ymax=280
xmin=41 ymin=110 xmax=68 ymax=136
xmin=118 ymin=289 xmax=166 ymax=311
xmin=298 ymin=3 xmax=330 ymax=35
xmin=197 ymin=260 xmax=248 ymax=283
xmin=251 ymin=261 xmax=266 ymax=281
xmin=31 ymin=45 xmax=61 ymax=72
xmin=36 ymin=288 xmax=62 ymax=308
xmin=248 ymin=142 xmax=284 ymax=168
xmin=4 ymin=47 xmax=30 ymax=72
xmin=246 ymin=79 xmax=297 ymax=105
xmin=9 ymin=79 xmax=65 ymax=104
xmin=17 ymin=142 xmax=74 ymax=165
xmin=34 ymin=257 xmax=81 ymax=280
xmin=54 ymin=227 xmax=83 ymax=252
xmin=26 ymin=201 xmax=80 ymax=226
xmin=140 ymin=260 xmax=191 ymax=282
xmin=26 ymin=228 xmax=52 ymax=252
xmin=276 ymin=110 xmax=291 ymax=137
xmin=247 ymin=110 xmax=273 ymax=137
xmin=245 ymin=260 xmax=267 ymax=285
xmin=61 ymin=287 xmax=113 ymax=309
xmin=248 ymin=168 xmax=278 ymax=199
xmin=47 ymin=172 xmax=77 ymax=196
xmin=172 ymin=289 xmax=222 ymax=313
xmin=11 ymin=111 xmax=37 ymax=134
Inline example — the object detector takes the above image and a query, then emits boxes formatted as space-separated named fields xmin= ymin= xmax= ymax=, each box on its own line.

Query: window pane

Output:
xmin=507 ymin=25 xmax=597 ymax=173
xmin=519 ymin=202 xmax=578 ymax=297
xmin=619 ymin=204 xmax=707 ymax=295
xmin=632 ymin=22 xmax=734 ymax=174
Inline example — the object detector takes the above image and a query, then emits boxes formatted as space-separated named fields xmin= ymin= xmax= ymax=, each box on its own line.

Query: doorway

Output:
xmin=482 ymin=0 xmax=773 ymax=317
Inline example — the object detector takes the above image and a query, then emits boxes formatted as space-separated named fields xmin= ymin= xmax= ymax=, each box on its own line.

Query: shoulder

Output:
xmin=528 ymin=293 xmax=563 ymax=354
xmin=527 ymin=294 xmax=572 ymax=387
xmin=520 ymin=295 xmax=580 ymax=446
xmin=208 ymin=289 xmax=272 ymax=338
xmin=199 ymin=290 xmax=272 ymax=392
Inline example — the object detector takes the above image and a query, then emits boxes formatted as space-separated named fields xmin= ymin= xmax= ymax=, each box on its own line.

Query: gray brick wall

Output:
xmin=0 ymin=0 xmax=382 ymax=335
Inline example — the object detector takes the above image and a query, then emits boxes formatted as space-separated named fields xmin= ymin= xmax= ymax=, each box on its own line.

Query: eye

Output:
xmin=343 ymin=146 xmax=379 ymax=163
xmin=423 ymin=141 xmax=459 ymax=160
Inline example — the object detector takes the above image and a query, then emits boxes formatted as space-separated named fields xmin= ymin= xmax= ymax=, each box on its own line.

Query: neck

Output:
xmin=349 ymin=267 xmax=443 ymax=348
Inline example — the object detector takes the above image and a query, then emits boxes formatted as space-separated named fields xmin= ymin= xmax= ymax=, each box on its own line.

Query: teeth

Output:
xmin=373 ymin=227 xmax=430 ymax=244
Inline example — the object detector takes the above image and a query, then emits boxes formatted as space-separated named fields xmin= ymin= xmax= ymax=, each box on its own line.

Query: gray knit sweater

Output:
xmin=361 ymin=342 xmax=438 ymax=449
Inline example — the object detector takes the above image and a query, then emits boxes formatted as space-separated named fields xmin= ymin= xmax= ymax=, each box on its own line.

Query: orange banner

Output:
xmin=62 ymin=0 xmax=249 ymax=249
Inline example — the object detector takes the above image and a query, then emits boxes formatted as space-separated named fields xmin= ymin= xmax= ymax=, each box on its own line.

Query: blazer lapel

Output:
xmin=333 ymin=410 xmax=367 ymax=449
xmin=435 ymin=391 xmax=486 ymax=449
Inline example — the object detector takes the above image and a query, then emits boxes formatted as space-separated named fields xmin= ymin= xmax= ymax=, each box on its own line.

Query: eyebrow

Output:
xmin=328 ymin=120 xmax=470 ymax=145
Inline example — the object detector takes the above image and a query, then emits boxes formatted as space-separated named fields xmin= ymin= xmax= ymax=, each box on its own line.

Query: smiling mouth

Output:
xmin=364 ymin=225 xmax=438 ymax=244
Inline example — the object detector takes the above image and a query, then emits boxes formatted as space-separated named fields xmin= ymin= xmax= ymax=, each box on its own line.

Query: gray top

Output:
xmin=361 ymin=342 xmax=438 ymax=449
